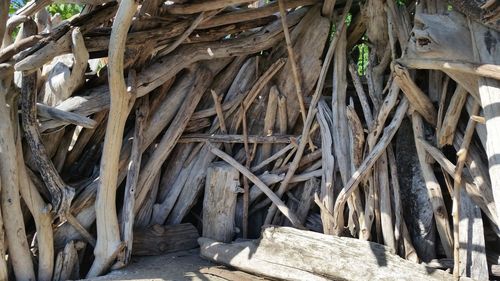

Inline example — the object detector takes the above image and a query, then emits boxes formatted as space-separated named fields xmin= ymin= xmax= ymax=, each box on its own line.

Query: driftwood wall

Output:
xmin=0 ymin=0 xmax=499 ymax=280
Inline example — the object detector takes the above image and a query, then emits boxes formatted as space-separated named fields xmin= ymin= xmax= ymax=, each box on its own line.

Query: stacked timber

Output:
xmin=0 ymin=0 xmax=499 ymax=280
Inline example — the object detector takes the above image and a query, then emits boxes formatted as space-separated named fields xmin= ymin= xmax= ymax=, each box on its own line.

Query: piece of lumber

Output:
xmin=132 ymin=224 xmax=199 ymax=256
xmin=203 ymin=162 xmax=241 ymax=242
xmin=199 ymin=226 xmax=462 ymax=281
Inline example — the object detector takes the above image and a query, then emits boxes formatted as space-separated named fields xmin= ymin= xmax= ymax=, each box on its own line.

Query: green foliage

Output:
xmin=356 ymin=43 xmax=369 ymax=75
xmin=47 ymin=3 xmax=82 ymax=19
xmin=9 ymin=0 xmax=27 ymax=14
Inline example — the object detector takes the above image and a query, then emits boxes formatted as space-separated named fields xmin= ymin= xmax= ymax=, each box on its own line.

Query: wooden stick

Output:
xmin=211 ymin=90 xmax=232 ymax=153
xmin=436 ymin=75 xmax=450 ymax=134
xmin=164 ymin=0 xmax=253 ymax=14
xmin=118 ymin=95 xmax=148 ymax=267
xmin=412 ymin=112 xmax=453 ymax=258
xmin=393 ymin=64 xmax=437 ymax=126
xmin=157 ymin=11 xmax=206 ymax=57
xmin=66 ymin=213 xmax=97 ymax=247
xmin=198 ymin=0 xmax=318 ymax=29
xmin=333 ymin=98 xmax=408 ymax=234
xmin=0 ymin=65 xmax=21 ymax=281
xmin=397 ymin=58 xmax=500 ymax=81
xmin=178 ymin=134 xmax=295 ymax=144
xmin=37 ymin=103 xmax=97 ymax=131
xmin=277 ymin=0 xmax=309 ymax=147
xmin=88 ymin=0 xmax=138 ymax=276
xmin=317 ymin=100 xmax=335 ymax=234
xmin=207 ymin=142 xmax=304 ymax=228
xmin=452 ymin=102 xmax=480 ymax=278
xmin=264 ymin=0 xmax=352 ymax=225
xmin=348 ymin=61 xmax=373 ymax=129
xmin=133 ymin=66 xmax=213 ymax=215
xmin=241 ymin=106 xmax=250 ymax=238
xmin=261 ymin=86 xmax=278 ymax=161
xmin=0 ymin=0 xmax=9 ymax=48
xmin=251 ymin=141 xmax=296 ymax=172
xmin=437 ymin=86 xmax=468 ymax=147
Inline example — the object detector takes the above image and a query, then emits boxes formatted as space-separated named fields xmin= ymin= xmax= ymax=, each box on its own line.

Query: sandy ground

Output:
xmin=81 ymin=249 xmax=266 ymax=281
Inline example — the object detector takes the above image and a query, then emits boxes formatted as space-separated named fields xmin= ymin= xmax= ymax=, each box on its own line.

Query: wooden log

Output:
xmin=133 ymin=66 xmax=213 ymax=216
xmin=459 ymin=189 xmax=488 ymax=280
xmin=203 ymin=162 xmax=241 ymax=242
xmin=163 ymin=58 xmax=257 ymax=226
xmin=469 ymin=18 xmax=500 ymax=236
xmin=14 ymin=110 xmax=54 ymax=281
xmin=394 ymin=64 xmax=437 ymax=126
xmin=412 ymin=113 xmax=453 ymax=258
xmin=118 ymin=95 xmax=148 ymax=267
xmin=199 ymin=226 xmax=461 ymax=281
xmin=207 ymin=143 xmax=304 ymax=228
xmin=179 ymin=134 xmax=295 ymax=144
xmin=333 ymin=97 xmax=408 ymax=235
xmin=0 ymin=65 xmax=14 ymax=281
xmin=197 ymin=0 xmax=319 ymax=29
xmin=316 ymin=100 xmax=335 ymax=234
xmin=398 ymin=58 xmax=500 ymax=81
xmin=0 ymin=0 xmax=8 ymax=46
xmin=53 ymin=241 xmax=81 ymax=281
xmin=132 ymin=224 xmax=199 ymax=256
xmin=265 ymin=2 xmax=348 ymax=226
xmin=88 ymin=0 xmax=138 ymax=276
xmin=15 ymin=2 xmax=118 ymax=72
xmin=164 ymin=0 xmax=254 ymax=14
xmin=48 ymin=10 xmax=305 ymax=128
xmin=37 ymin=103 xmax=97 ymax=131
xmin=1 ymin=70 xmax=36 ymax=281
xmin=437 ymin=85 xmax=467 ymax=147
xmin=282 ymin=177 xmax=319 ymax=226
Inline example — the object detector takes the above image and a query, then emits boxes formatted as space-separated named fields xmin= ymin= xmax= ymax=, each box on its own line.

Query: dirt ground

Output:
xmin=81 ymin=249 xmax=267 ymax=281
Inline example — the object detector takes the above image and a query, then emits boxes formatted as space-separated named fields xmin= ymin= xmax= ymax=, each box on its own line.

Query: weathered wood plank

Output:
xmin=203 ymin=162 xmax=241 ymax=242
xmin=132 ymin=224 xmax=199 ymax=256
xmin=199 ymin=226 xmax=461 ymax=281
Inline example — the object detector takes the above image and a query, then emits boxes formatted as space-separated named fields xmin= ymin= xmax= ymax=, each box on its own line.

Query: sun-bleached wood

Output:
xmin=199 ymin=226 xmax=461 ymax=281
xmin=89 ymin=0 xmax=138 ymax=276
xmin=203 ymin=162 xmax=241 ymax=242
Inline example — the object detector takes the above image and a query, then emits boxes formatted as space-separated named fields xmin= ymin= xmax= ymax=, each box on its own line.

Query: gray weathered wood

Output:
xmin=132 ymin=224 xmax=199 ymax=256
xmin=199 ymin=226 xmax=461 ymax=281
xmin=203 ymin=162 xmax=241 ymax=242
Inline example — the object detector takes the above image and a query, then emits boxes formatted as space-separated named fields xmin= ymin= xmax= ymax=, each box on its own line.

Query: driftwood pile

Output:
xmin=0 ymin=0 xmax=500 ymax=280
